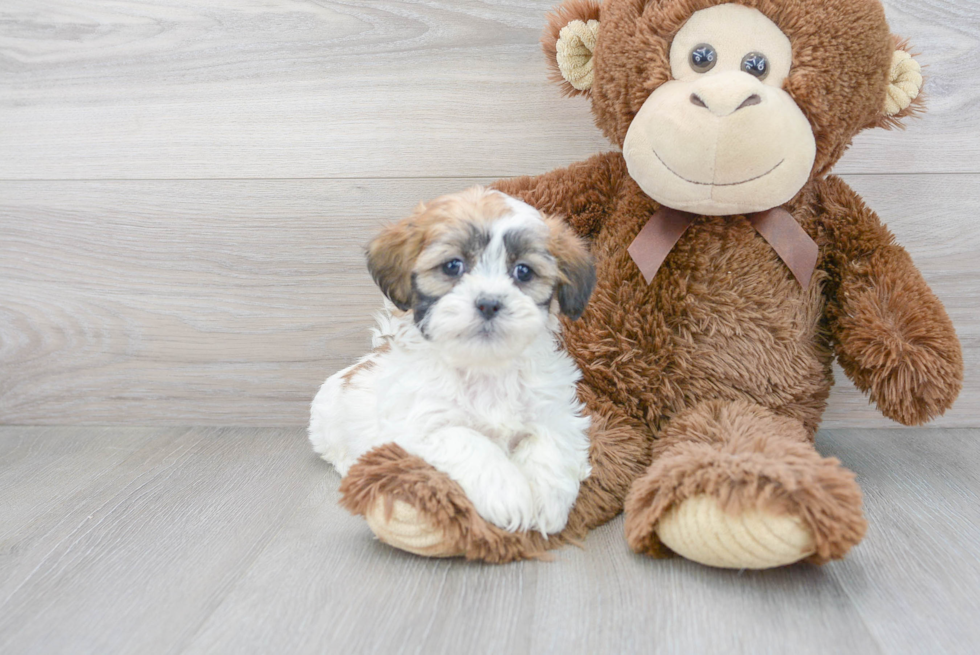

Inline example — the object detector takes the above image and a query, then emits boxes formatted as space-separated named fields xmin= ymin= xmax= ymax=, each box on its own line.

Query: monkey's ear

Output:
xmin=876 ymin=39 xmax=925 ymax=129
xmin=543 ymin=0 xmax=602 ymax=96
xmin=365 ymin=206 xmax=426 ymax=311
xmin=546 ymin=216 xmax=596 ymax=320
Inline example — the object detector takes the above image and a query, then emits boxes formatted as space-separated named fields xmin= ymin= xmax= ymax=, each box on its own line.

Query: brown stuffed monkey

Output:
xmin=339 ymin=0 xmax=962 ymax=568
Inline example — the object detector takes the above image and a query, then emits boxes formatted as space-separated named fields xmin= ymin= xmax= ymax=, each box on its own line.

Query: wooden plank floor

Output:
xmin=1 ymin=426 xmax=978 ymax=655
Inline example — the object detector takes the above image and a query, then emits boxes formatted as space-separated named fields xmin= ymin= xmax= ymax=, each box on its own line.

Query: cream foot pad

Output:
xmin=655 ymin=494 xmax=815 ymax=569
xmin=364 ymin=496 xmax=463 ymax=558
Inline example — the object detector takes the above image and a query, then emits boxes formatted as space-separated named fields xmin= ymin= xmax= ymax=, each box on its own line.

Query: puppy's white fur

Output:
xmin=309 ymin=190 xmax=592 ymax=535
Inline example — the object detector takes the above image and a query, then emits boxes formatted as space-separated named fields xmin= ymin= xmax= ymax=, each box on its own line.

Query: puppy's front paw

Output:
xmin=463 ymin=467 xmax=535 ymax=533
xmin=528 ymin=481 xmax=579 ymax=535
xmin=512 ymin=431 xmax=589 ymax=536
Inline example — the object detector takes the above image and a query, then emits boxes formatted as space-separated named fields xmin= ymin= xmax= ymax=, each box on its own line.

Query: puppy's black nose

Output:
xmin=475 ymin=298 xmax=503 ymax=320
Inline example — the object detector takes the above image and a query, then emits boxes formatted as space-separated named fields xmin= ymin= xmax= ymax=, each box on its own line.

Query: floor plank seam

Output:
xmin=405 ymin=563 xmax=454 ymax=655
xmin=824 ymin=574 xmax=890 ymax=655
xmin=172 ymin=471 xmax=326 ymax=654
xmin=0 ymin=428 xmax=204 ymax=617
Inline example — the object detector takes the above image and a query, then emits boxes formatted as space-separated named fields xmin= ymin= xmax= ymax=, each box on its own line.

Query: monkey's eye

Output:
xmin=442 ymin=259 xmax=464 ymax=277
xmin=741 ymin=52 xmax=769 ymax=79
xmin=690 ymin=44 xmax=717 ymax=72
xmin=513 ymin=263 xmax=534 ymax=283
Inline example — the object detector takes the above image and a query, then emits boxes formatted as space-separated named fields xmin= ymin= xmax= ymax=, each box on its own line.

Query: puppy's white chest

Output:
xmin=459 ymin=377 xmax=534 ymax=452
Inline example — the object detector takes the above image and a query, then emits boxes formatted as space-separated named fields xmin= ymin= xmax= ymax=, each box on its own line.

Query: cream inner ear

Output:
xmin=669 ymin=3 xmax=792 ymax=86
xmin=556 ymin=19 xmax=600 ymax=91
xmin=884 ymin=50 xmax=922 ymax=116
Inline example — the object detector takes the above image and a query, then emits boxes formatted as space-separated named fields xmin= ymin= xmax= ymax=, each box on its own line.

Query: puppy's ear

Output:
xmin=546 ymin=216 xmax=596 ymax=320
xmin=366 ymin=205 xmax=426 ymax=311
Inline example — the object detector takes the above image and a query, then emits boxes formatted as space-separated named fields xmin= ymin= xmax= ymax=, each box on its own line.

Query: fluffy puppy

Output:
xmin=309 ymin=187 xmax=596 ymax=535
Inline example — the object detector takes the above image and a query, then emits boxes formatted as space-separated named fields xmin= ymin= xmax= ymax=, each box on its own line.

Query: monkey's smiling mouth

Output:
xmin=652 ymin=149 xmax=784 ymax=187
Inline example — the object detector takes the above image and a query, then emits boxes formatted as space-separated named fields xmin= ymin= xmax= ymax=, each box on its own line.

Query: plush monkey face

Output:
xmin=544 ymin=0 xmax=923 ymax=216
xmin=622 ymin=4 xmax=815 ymax=215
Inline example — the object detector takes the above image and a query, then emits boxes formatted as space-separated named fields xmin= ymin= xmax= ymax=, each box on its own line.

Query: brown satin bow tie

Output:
xmin=627 ymin=206 xmax=819 ymax=288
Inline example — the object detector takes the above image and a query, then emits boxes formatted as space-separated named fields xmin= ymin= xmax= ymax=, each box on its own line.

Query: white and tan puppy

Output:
xmin=309 ymin=187 xmax=596 ymax=535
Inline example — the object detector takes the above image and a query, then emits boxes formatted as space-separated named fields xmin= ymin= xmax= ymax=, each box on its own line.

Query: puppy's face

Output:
xmin=367 ymin=187 xmax=595 ymax=365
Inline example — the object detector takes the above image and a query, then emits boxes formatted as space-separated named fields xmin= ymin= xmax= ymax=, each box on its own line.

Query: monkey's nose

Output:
xmin=736 ymin=94 xmax=762 ymax=111
xmin=475 ymin=298 xmax=503 ymax=320
xmin=690 ymin=87 xmax=763 ymax=116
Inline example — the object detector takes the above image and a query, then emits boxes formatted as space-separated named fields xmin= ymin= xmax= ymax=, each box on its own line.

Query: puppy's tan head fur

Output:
xmin=366 ymin=187 xmax=595 ymax=324
xmin=366 ymin=188 xmax=509 ymax=311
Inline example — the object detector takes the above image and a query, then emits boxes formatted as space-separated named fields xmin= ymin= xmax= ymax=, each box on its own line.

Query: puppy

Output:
xmin=309 ymin=187 xmax=596 ymax=535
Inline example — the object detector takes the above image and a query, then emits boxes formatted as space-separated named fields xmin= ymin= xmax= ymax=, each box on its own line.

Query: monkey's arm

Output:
xmin=492 ymin=151 xmax=625 ymax=238
xmin=817 ymin=176 xmax=962 ymax=425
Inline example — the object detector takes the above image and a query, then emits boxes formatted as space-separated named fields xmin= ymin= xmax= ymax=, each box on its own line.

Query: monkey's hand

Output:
xmin=831 ymin=244 xmax=962 ymax=425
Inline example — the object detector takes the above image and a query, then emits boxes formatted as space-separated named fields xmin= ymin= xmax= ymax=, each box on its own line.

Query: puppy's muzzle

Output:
xmin=475 ymin=297 xmax=503 ymax=321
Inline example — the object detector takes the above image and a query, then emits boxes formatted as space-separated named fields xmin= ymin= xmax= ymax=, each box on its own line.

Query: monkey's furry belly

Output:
xmin=563 ymin=214 xmax=833 ymax=435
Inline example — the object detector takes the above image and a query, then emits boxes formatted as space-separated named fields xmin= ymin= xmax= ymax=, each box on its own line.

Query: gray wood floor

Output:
xmin=1 ymin=426 xmax=978 ymax=655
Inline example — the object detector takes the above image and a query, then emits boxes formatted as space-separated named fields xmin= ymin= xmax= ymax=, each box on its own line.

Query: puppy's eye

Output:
xmin=513 ymin=263 xmax=534 ymax=283
xmin=690 ymin=44 xmax=717 ymax=73
xmin=441 ymin=259 xmax=464 ymax=277
xmin=741 ymin=52 xmax=769 ymax=79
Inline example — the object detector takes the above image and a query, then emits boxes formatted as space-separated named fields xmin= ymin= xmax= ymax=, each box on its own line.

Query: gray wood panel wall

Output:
xmin=1 ymin=0 xmax=977 ymax=427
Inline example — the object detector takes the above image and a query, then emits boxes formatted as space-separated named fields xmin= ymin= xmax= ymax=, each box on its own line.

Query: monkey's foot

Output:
xmin=655 ymin=495 xmax=814 ymax=568
xmin=364 ymin=496 xmax=462 ymax=557
xmin=339 ymin=443 xmax=554 ymax=563
xmin=624 ymin=400 xmax=867 ymax=568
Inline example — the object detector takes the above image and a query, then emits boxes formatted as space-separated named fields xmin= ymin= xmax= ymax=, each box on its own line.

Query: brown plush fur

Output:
xmin=578 ymin=0 xmax=897 ymax=177
xmin=339 ymin=443 xmax=561 ymax=563
xmin=543 ymin=0 xmax=603 ymax=97
xmin=341 ymin=0 xmax=962 ymax=564
xmin=874 ymin=35 xmax=927 ymax=130
xmin=623 ymin=399 xmax=867 ymax=564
